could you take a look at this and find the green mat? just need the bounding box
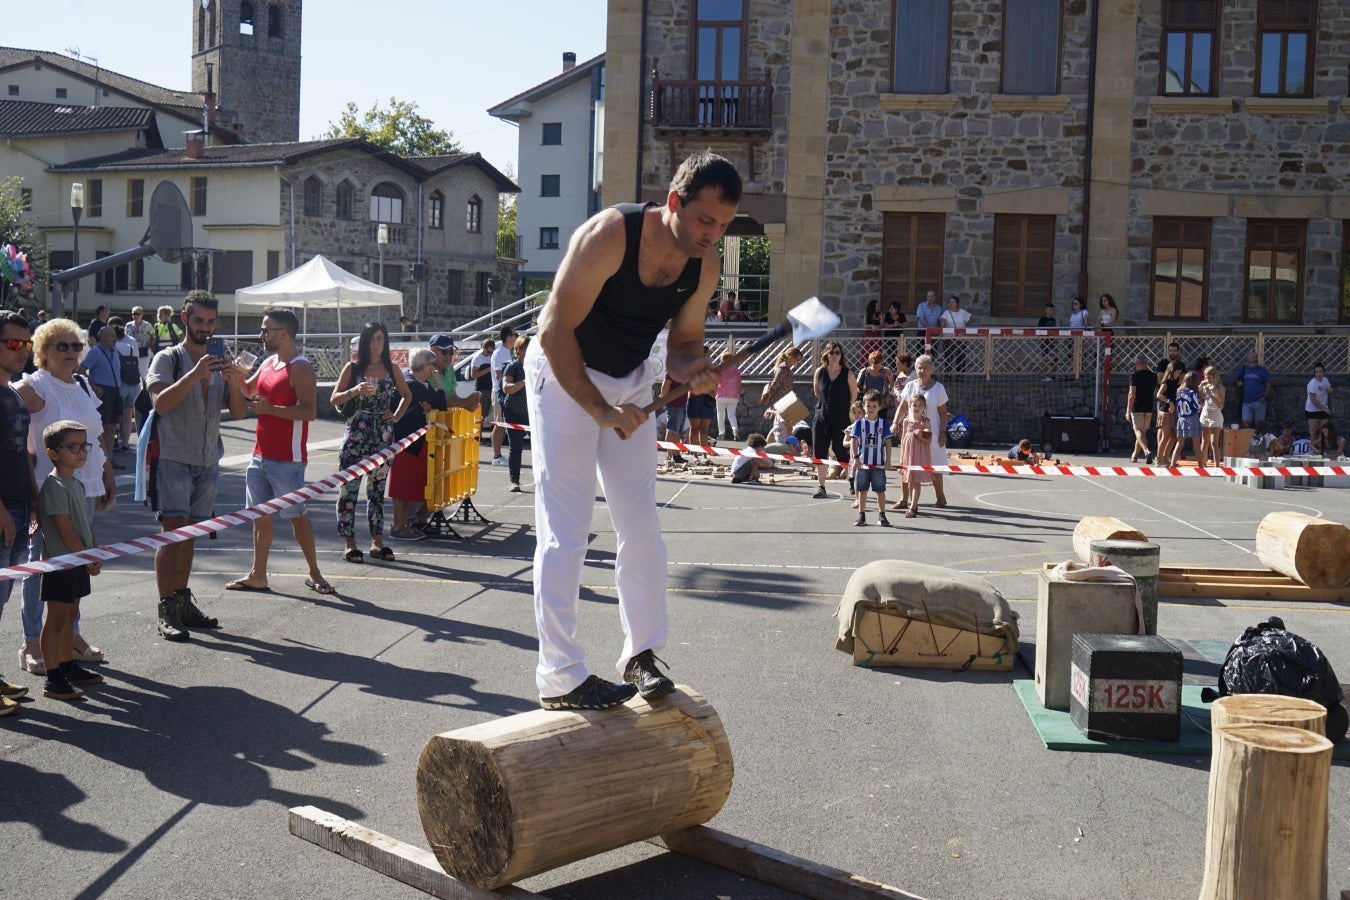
[1012,679,1350,758]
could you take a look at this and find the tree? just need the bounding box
[497,162,518,259]
[0,176,44,309]
[321,98,461,157]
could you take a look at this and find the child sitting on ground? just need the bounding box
[38,420,105,702]
[848,391,892,526]
[730,433,777,484]
[1007,438,1042,464]
[898,393,933,518]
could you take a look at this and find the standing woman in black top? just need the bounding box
[811,340,858,498]
[501,336,531,492]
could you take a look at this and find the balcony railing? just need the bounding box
[368,223,407,245]
[650,73,773,133]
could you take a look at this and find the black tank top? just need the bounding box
[815,366,852,422]
[573,202,702,378]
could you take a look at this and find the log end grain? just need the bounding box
[1211,694,1328,737]
[1255,512,1350,589]
[416,735,514,888]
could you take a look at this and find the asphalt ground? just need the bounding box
[2,417,1347,900]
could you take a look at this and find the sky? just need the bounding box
[19,0,608,176]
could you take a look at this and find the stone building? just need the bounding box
[602,0,1350,328]
[191,0,302,144]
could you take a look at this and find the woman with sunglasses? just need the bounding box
[810,341,858,499]
[13,319,117,677]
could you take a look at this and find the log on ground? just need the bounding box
[416,685,733,890]
[1254,512,1350,589]
[1072,516,1145,563]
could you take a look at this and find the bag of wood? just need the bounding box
[1200,615,1347,744]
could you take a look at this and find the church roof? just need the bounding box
[0,99,157,139]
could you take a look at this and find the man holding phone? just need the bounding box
[146,290,247,641]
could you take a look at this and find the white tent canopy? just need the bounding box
[233,254,402,337]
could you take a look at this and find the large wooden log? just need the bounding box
[1072,516,1145,563]
[1254,512,1350,589]
[1210,694,1327,737]
[1198,724,1333,900]
[416,686,733,890]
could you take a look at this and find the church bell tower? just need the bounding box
[191,0,302,143]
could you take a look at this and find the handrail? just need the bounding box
[445,291,548,342]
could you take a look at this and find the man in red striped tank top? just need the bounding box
[224,308,333,595]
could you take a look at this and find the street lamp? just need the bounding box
[70,182,84,321]
[376,223,388,287]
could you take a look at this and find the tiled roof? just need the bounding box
[48,138,371,171]
[487,52,604,119]
[406,152,520,192]
[0,47,201,114]
[0,99,154,137]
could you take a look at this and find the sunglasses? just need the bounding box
[57,442,94,454]
[259,327,287,334]
[3,339,33,351]
[53,340,84,353]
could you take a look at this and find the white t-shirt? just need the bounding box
[1306,376,1331,413]
[490,344,513,393]
[940,307,972,329]
[468,351,492,389]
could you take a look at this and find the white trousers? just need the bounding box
[715,396,739,438]
[524,342,668,696]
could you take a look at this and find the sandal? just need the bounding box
[370,546,395,561]
[304,578,336,595]
[344,548,364,564]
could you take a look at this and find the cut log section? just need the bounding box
[1210,694,1328,737]
[1254,512,1350,589]
[1198,724,1333,900]
[416,686,733,890]
[1073,516,1145,563]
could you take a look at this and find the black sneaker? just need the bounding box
[43,672,84,701]
[175,589,220,629]
[670,454,687,465]
[623,650,676,700]
[60,661,104,686]
[540,674,638,711]
[157,597,189,642]
[812,486,828,499]
[854,513,866,526]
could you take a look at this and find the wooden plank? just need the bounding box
[1160,573,1295,585]
[287,806,545,900]
[1157,579,1348,602]
[649,825,931,900]
[1160,566,1282,578]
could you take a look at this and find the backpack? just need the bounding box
[141,350,184,513]
[1201,616,1347,745]
[119,350,141,386]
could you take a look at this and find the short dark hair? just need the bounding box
[0,311,30,333]
[262,307,299,336]
[499,325,515,342]
[670,151,742,206]
[862,389,883,404]
[43,419,86,451]
[183,289,219,316]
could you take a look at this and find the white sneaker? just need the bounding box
[491,456,509,466]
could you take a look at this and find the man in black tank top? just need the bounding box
[527,151,742,711]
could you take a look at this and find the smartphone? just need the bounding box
[206,337,226,357]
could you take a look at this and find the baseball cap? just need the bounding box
[429,334,455,350]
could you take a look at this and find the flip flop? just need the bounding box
[225,579,272,593]
[305,578,336,595]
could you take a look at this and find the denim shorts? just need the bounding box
[245,455,308,518]
[854,467,887,493]
[155,459,220,520]
[663,406,689,435]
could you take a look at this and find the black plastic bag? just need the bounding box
[1201,616,1347,744]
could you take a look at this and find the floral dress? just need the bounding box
[900,416,933,485]
[336,373,398,539]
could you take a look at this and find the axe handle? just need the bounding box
[640,320,790,416]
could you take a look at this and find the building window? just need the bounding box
[429,191,444,230]
[303,176,321,217]
[475,271,492,306]
[466,195,482,233]
[991,215,1055,317]
[1341,224,1349,323]
[191,177,208,216]
[214,250,254,293]
[240,0,255,35]
[539,227,560,250]
[1161,0,1218,95]
[1257,0,1316,97]
[1245,220,1304,323]
[882,213,944,308]
[369,182,404,223]
[126,178,144,217]
[446,269,464,306]
[891,0,949,93]
[268,3,282,37]
[541,175,560,197]
[1002,0,1061,94]
[541,122,562,145]
[87,179,103,217]
[55,87,67,99]
[335,181,353,220]
[6,85,17,96]
[1150,218,1210,319]
[693,0,745,125]
[19,188,31,210]
[379,264,403,291]
[267,250,280,280]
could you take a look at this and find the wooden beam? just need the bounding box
[287,806,545,900]
[649,825,931,900]
[1157,573,1347,602]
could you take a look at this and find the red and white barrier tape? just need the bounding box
[487,421,1349,478]
[0,424,434,584]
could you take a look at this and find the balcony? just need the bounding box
[368,223,407,245]
[649,74,773,136]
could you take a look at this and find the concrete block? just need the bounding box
[1035,571,1140,710]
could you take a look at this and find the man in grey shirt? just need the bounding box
[146,290,247,641]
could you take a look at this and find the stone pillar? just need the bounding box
[1085,0,1139,304]
[601,0,644,210]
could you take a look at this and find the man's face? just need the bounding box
[504,332,517,348]
[926,291,937,306]
[432,346,453,372]
[260,317,287,352]
[183,305,217,345]
[98,307,109,321]
[669,186,739,259]
[1167,345,1180,360]
[1247,353,1258,365]
[0,323,32,377]
[100,326,117,347]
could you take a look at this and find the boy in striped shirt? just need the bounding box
[848,390,892,527]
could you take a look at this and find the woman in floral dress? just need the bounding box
[331,322,411,563]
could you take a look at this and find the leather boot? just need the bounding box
[157,597,189,642]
